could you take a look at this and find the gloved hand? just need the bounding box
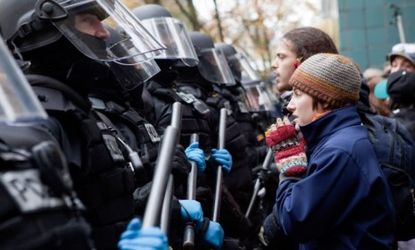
[260,213,297,249]
[203,221,224,249]
[178,199,204,228]
[211,148,232,173]
[118,218,168,250]
[185,142,206,173]
[265,117,307,177]
[171,145,191,184]
[252,165,273,184]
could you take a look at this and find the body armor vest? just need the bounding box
[206,93,253,209]
[205,94,250,153]
[0,123,93,250]
[27,74,135,250]
[146,80,213,151]
[222,89,269,167]
[89,96,160,185]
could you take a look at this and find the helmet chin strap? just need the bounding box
[10,40,31,71]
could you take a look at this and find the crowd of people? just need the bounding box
[0,0,414,250]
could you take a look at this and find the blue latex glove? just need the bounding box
[185,142,206,173]
[118,218,168,250]
[178,199,204,228]
[203,221,224,249]
[211,148,233,173]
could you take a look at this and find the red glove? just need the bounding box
[265,117,307,177]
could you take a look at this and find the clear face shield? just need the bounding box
[140,17,199,67]
[38,0,166,64]
[109,58,160,91]
[227,52,261,85]
[102,25,160,90]
[0,38,48,123]
[198,48,236,86]
[243,84,261,112]
[242,82,278,112]
[257,82,278,112]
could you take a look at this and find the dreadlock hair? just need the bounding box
[282,27,338,61]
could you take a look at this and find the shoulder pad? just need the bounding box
[33,86,78,112]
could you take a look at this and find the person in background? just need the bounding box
[363,68,391,116]
[373,43,415,112]
[387,70,415,141]
[388,43,415,74]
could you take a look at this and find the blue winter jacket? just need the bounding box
[275,106,395,249]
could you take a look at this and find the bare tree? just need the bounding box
[213,0,224,42]
[122,0,324,76]
[173,0,202,30]
[201,0,320,75]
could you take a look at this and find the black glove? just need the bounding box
[171,144,191,187]
[261,212,297,249]
[133,181,152,215]
[252,165,273,185]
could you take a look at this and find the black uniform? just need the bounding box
[27,73,136,250]
[0,123,94,250]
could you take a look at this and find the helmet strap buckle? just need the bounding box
[35,0,68,21]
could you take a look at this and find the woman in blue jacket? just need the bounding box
[264,53,395,249]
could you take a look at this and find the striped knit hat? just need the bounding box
[289,53,361,107]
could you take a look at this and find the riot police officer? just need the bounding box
[132,4,216,152]
[215,43,269,172]
[0,34,93,249]
[186,32,253,210]
[0,0,166,249]
[133,5,233,248]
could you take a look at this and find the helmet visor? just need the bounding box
[0,38,47,123]
[110,58,160,91]
[198,48,236,86]
[228,53,261,84]
[141,17,198,67]
[49,0,165,62]
[243,84,261,112]
[257,83,277,112]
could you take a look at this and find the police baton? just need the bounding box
[160,102,183,233]
[245,148,273,218]
[160,175,174,233]
[212,108,227,222]
[142,125,179,228]
[183,133,199,249]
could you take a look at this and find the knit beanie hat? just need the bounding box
[289,53,361,107]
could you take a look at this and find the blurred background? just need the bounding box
[122,0,415,76]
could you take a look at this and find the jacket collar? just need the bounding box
[300,105,361,151]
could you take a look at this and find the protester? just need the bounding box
[271,27,338,114]
[388,43,415,74]
[265,53,395,249]
[363,68,391,116]
[374,43,415,107]
[387,70,415,140]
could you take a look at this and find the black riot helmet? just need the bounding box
[0,0,165,64]
[133,4,198,68]
[215,43,261,86]
[132,4,171,20]
[189,32,236,86]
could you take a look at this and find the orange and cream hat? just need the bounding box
[289,53,361,107]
